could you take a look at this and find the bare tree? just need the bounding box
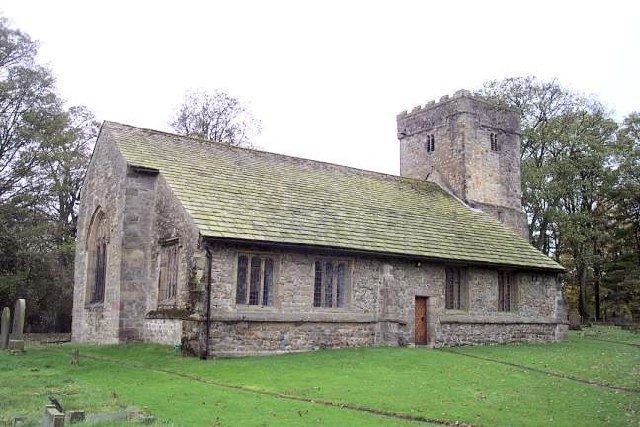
[170,89,260,147]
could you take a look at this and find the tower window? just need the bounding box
[426,134,435,153]
[490,132,500,152]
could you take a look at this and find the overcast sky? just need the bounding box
[2,1,639,174]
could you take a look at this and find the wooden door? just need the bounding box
[415,296,428,345]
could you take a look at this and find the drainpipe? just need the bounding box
[201,247,213,360]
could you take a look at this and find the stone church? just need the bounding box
[72,90,567,356]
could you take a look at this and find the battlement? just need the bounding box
[396,89,474,119]
[397,89,520,141]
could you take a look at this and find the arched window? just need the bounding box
[86,209,108,303]
[490,132,499,152]
[426,134,435,153]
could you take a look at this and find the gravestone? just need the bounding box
[12,298,26,339]
[8,299,26,353]
[65,410,86,424]
[1,307,10,349]
[8,339,25,352]
[42,405,65,427]
[568,308,582,330]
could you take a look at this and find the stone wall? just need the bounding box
[142,319,182,345]
[147,174,203,313]
[72,127,128,344]
[206,321,377,356]
[118,168,158,341]
[438,322,564,346]
[192,241,566,356]
[73,127,204,345]
[397,90,527,237]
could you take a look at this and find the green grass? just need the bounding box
[450,326,640,390]
[578,324,640,345]
[1,327,639,426]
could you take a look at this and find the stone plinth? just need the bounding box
[43,405,65,427]
[8,339,25,353]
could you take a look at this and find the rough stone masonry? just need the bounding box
[397,90,528,237]
[72,90,568,356]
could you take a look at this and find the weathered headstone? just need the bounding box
[65,410,85,424]
[1,307,10,349]
[8,299,26,353]
[568,308,582,330]
[12,298,26,339]
[8,339,25,352]
[42,405,64,427]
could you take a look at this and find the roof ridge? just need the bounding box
[103,120,436,187]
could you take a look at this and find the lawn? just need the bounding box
[1,326,638,426]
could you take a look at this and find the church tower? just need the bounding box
[396,89,527,237]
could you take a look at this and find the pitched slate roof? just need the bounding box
[104,121,563,272]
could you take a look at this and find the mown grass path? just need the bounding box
[1,326,639,426]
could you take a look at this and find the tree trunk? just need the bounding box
[594,276,601,322]
[635,226,640,267]
[578,263,589,321]
[593,244,602,322]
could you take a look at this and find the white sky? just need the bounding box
[2,1,639,174]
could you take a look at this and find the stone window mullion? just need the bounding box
[332,271,337,308]
[258,257,264,306]
[320,261,326,307]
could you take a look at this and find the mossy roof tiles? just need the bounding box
[105,121,564,272]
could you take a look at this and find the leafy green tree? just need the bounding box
[0,17,62,201]
[479,77,583,255]
[603,112,640,321]
[478,77,627,321]
[0,16,97,331]
[548,109,618,319]
[40,106,99,241]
